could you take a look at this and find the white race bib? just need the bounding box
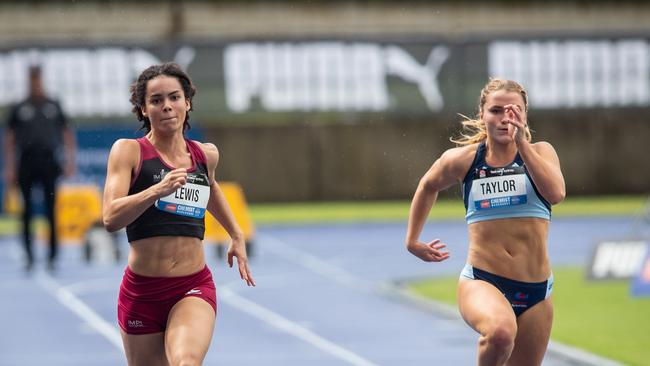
[472,173,527,210]
[155,173,210,218]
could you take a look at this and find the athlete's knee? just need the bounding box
[481,322,517,353]
[169,351,203,366]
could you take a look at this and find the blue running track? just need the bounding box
[0,217,632,365]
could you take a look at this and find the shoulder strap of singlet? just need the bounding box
[186,139,207,165]
[462,141,486,209]
[137,137,160,161]
[129,138,152,188]
[514,151,524,166]
[462,141,486,185]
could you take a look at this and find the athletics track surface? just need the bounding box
[0,217,632,366]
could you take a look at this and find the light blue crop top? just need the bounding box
[462,142,551,224]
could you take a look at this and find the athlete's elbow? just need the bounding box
[103,219,118,233]
[102,214,121,233]
[418,177,438,195]
[547,188,566,205]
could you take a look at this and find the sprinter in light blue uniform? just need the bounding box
[406,79,565,366]
[463,141,551,224]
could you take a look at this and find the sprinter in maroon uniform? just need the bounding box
[103,62,254,366]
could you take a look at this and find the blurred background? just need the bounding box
[0,1,648,366]
[0,0,648,203]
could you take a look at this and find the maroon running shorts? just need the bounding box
[118,265,216,334]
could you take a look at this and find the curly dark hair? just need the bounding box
[129,62,196,133]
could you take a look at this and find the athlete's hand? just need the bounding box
[155,168,187,197]
[504,104,527,145]
[228,236,255,286]
[407,239,450,262]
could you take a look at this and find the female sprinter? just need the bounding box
[103,62,255,366]
[405,78,565,366]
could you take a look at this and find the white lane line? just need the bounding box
[260,234,372,290]
[248,232,626,366]
[61,278,117,295]
[547,341,626,366]
[35,273,124,351]
[6,242,123,351]
[219,287,379,366]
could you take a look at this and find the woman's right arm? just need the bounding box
[405,146,472,262]
[102,139,187,232]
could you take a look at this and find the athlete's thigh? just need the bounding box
[458,279,517,335]
[165,296,216,363]
[120,330,168,366]
[506,297,553,366]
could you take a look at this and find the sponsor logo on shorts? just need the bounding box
[185,288,202,295]
[514,292,529,300]
[127,320,144,328]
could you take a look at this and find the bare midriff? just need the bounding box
[127,236,206,277]
[467,217,550,282]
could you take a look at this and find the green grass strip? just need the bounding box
[249,195,647,224]
[0,217,17,236]
[249,200,459,224]
[552,195,648,218]
[0,195,645,234]
[408,267,650,366]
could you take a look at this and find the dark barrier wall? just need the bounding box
[1,35,648,201]
[1,98,644,205]
[205,121,450,202]
[531,109,650,196]
[205,112,649,202]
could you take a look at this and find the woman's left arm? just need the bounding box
[202,142,255,286]
[506,105,566,205]
[518,140,565,205]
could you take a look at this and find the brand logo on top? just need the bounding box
[153,169,166,182]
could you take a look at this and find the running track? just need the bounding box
[0,216,634,366]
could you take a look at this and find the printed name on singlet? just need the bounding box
[471,166,527,210]
[155,172,210,218]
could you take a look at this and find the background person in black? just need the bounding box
[3,65,77,271]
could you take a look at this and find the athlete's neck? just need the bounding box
[146,132,187,156]
[484,140,517,167]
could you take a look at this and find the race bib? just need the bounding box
[472,167,527,210]
[155,172,210,218]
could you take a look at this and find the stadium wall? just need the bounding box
[1,1,648,202]
[2,1,650,42]
[204,113,650,202]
